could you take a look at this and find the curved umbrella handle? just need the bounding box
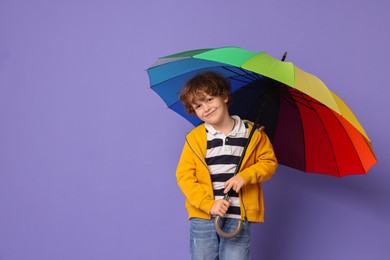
[214,216,243,238]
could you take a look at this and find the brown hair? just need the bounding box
[179,71,231,115]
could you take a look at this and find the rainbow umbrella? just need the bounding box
[147,47,377,177]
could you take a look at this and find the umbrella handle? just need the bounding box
[213,194,243,238]
[214,216,243,238]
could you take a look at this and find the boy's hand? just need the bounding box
[210,199,232,217]
[224,175,245,194]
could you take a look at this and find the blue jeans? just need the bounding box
[190,217,251,260]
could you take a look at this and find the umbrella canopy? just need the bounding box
[147,47,377,177]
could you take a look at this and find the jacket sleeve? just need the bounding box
[238,130,278,184]
[176,140,214,214]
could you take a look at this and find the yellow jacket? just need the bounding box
[176,121,277,223]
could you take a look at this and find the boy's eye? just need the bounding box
[207,98,214,102]
[194,104,202,110]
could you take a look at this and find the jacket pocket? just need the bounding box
[241,183,261,211]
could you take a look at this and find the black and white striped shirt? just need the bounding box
[205,116,248,219]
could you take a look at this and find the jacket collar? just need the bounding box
[205,115,246,137]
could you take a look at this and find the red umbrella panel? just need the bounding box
[257,86,377,176]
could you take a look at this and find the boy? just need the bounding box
[176,71,277,260]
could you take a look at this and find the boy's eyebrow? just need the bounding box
[191,97,204,104]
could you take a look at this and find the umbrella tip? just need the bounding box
[281,52,288,61]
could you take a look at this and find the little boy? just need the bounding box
[176,71,277,260]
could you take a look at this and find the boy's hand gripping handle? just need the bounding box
[213,194,243,238]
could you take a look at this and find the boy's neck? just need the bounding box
[211,116,235,135]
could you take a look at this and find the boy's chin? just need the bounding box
[204,119,222,126]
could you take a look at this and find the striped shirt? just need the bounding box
[205,115,248,219]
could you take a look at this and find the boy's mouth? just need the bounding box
[204,108,216,117]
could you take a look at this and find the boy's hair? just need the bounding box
[179,71,232,115]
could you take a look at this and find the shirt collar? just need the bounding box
[205,115,246,136]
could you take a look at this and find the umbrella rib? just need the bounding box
[240,82,321,111]
[283,87,332,112]
[285,89,338,174]
[289,88,369,174]
[326,108,366,175]
[222,66,262,82]
[230,76,256,84]
[243,83,329,114]
[297,91,341,176]
[274,87,312,110]
[276,92,307,172]
[280,87,366,175]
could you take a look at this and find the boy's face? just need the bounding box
[191,94,230,127]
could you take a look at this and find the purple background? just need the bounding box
[0,0,389,259]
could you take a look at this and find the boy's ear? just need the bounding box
[224,97,228,103]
